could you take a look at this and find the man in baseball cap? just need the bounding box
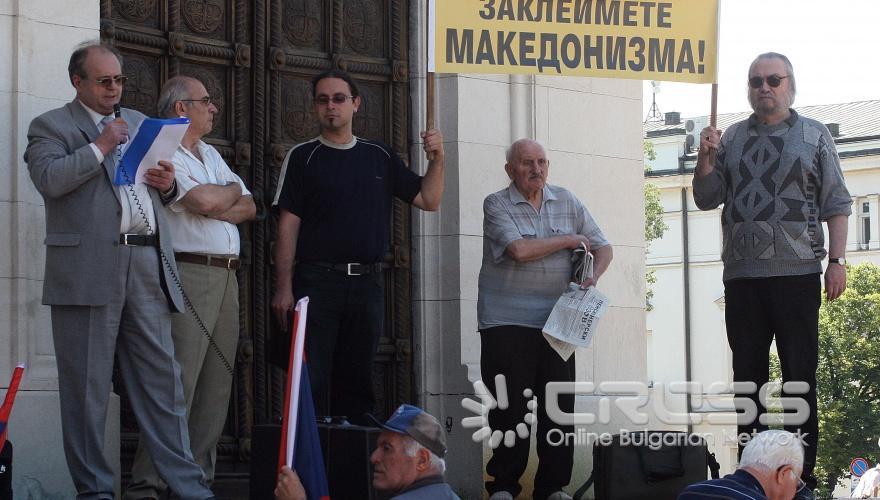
[366,404,460,499]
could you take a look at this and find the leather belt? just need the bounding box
[120,233,158,247]
[300,261,389,276]
[175,252,241,270]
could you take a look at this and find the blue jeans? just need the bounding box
[293,262,385,424]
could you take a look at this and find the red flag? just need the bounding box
[0,364,25,451]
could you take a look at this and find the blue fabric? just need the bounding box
[677,469,767,500]
[293,364,331,500]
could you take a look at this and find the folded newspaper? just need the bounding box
[542,245,609,360]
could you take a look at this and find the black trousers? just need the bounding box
[480,325,575,500]
[293,262,384,425]
[724,273,820,488]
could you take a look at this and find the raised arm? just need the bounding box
[411,128,445,211]
[25,115,128,199]
[692,125,727,210]
[694,126,721,179]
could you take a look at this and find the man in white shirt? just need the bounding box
[125,76,255,500]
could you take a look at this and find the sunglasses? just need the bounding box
[94,75,129,88]
[749,75,788,89]
[314,94,355,105]
[180,96,213,106]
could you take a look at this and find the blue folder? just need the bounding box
[114,117,191,185]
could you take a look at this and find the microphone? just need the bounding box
[113,104,127,146]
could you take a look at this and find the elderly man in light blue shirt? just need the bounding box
[477,138,613,500]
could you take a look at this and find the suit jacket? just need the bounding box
[24,100,184,311]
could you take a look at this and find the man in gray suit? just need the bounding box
[24,41,214,500]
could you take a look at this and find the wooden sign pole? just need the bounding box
[425,0,436,160]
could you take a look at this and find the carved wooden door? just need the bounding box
[101,0,412,485]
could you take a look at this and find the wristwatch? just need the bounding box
[829,257,847,265]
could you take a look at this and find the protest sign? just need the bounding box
[430,0,719,83]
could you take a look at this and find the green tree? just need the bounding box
[813,263,880,496]
[644,140,667,310]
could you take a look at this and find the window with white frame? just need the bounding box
[859,200,871,249]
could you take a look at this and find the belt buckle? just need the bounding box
[122,234,133,246]
[226,258,236,270]
[347,262,361,276]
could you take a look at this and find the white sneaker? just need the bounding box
[546,492,573,500]
[488,492,514,500]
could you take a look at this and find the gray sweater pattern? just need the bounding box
[692,110,852,281]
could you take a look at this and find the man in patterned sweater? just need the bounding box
[693,52,851,494]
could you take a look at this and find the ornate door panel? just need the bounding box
[100,0,412,481]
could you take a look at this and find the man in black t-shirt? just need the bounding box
[272,69,445,422]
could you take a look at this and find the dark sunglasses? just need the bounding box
[180,96,213,106]
[749,75,788,89]
[314,94,355,105]
[94,75,128,88]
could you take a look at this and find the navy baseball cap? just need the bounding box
[366,404,447,459]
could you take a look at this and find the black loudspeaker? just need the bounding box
[0,441,12,500]
[249,424,281,500]
[317,423,380,500]
[574,431,719,500]
[248,423,380,500]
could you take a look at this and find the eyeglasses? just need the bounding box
[777,465,807,491]
[180,96,213,106]
[748,75,788,89]
[314,94,355,105]
[94,75,129,88]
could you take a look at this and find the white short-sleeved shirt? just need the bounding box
[166,141,251,255]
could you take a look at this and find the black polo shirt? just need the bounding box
[275,136,422,263]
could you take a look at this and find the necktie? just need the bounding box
[100,115,113,131]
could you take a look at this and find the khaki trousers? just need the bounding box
[125,261,239,499]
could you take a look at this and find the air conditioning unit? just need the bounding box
[685,116,708,153]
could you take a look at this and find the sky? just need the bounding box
[642,0,880,121]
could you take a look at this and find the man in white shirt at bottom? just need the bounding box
[125,75,256,500]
